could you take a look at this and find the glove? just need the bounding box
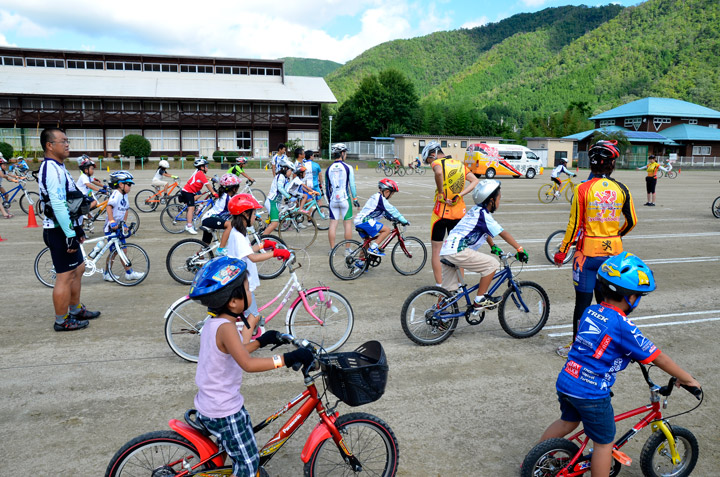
[490,245,503,256]
[256,330,283,348]
[402,220,410,226]
[554,251,566,266]
[283,348,314,370]
[217,247,227,256]
[171,175,179,179]
[515,249,529,263]
[262,240,277,251]
[109,221,118,230]
[353,199,360,208]
[273,249,291,261]
[65,236,80,251]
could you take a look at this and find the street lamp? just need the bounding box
[328,115,333,159]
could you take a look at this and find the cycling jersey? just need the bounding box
[38,157,79,237]
[267,173,290,202]
[76,172,95,200]
[439,205,502,255]
[325,161,356,204]
[354,192,407,226]
[559,176,636,257]
[272,153,287,170]
[228,165,244,177]
[551,164,573,179]
[557,302,660,399]
[287,177,305,197]
[153,167,167,183]
[203,193,231,221]
[182,170,209,194]
[105,189,129,233]
[303,159,322,192]
[431,157,469,222]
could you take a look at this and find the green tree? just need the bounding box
[119,134,151,158]
[0,142,13,160]
[591,129,630,155]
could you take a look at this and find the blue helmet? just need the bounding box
[597,252,656,297]
[189,257,248,310]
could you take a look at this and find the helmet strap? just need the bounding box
[624,295,642,313]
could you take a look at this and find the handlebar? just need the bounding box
[638,362,702,400]
[277,332,319,374]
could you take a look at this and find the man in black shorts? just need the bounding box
[38,128,100,331]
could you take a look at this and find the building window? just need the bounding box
[182,130,215,157]
[1,56,23,66]
[653,117,671,124]
[21,98,61,111]
[144,130,180,151]
[623,117,641,129]
[217,66,246,75]
[692,146,711,155]
[181,103,215,113]
[0,128,24,151]
[709,124,718,129]
[440,140,448,148]
[67,60,104,69]
[107,61,141,71]
[180,64,213,73]
[236,131,252,151]
[27,58,64,68]
[105,129,143,151]
[461,141,468,148]
[253,130,269,158]
[289,105,319,117]
[600,119,616,127]
[287,130,319,151]
[66,129,103,151]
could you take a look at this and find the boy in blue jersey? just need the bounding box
[537,252,701,476]
[354,178,408,257]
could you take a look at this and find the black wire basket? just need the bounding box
[319,341,389,407]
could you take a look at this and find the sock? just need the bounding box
[126,268,134,275]
[435,283,442,288]
[474,294,487,304]
[69,303,82,315]
[56,313,69,324]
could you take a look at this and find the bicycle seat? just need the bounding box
[184,409,212,437]
[440,258,457,268]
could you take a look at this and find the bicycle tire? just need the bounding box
[400,286,459,345]
[164,296,210,362]
[375,165,384,174]
[250,187,266,204]
[565,183,575,203]
[520,438,580,477]
[125,207,141,234]
[105,430,209,477]
[107,243,150,286]
[666,170,678,179]
[396,167,406,177]
[311,204,331,231]
[250,233,287,280]
[713,196,720,218]
[160,204,188,234]
[640,425,698,477]
[165,238,214,285]
[538,184,556,203]
[385,167,393,177]
[416,166,426,175]
[19,191,42,216]
[544,230,574,265]
[288,288,354,352]
[304,412,399,477]
[278,213,317,250]
[498,281,550,338]
[391,236,427,275]
[329,239,368,280]
[133,188,159,212]
[34,247,56,288]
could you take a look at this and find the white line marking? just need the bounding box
[549,317,720,337]
[545,309,720,330]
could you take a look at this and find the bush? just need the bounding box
[186,155,195,163]
[212,150,239,163]
[173,155,181,162]
[119,134,151,159]
[0,142,13,160]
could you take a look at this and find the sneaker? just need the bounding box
[297,222,307,229]
[103,272,117,282]
[344,248,352,257]
[70,304,101,320]
[368,245,385,257]
[643,202,651,206]
[354,259,366,269]
[186,226,198,235]
[472,295,501,310]
[649,203,656,206]
[556,343,572,358]
[125,270,145,280]
[54,317,89,332]
[554,191,560,198]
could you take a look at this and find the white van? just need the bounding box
[464,143,543,179]
[495,145,543,179]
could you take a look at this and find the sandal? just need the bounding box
[3,214,12,219]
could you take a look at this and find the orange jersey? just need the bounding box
[431,157,469,221]
[646,162,659,178]
[560,177,637,257]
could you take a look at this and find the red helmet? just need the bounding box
[589,140,620,166]
[228,193,262,215]
[378,178,399,193]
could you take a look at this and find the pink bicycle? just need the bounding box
[164,253,354,362]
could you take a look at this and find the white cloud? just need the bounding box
[0,10,47,37]
[520,0,549,6]
[460,16,489,29]
[0,33,15,46]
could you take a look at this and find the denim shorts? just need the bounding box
[558,392,615,444]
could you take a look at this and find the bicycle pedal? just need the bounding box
[612,450,632,466]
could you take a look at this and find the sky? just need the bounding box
[0,0,642,64]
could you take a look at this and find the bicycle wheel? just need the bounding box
[713,196,720,218]
[34,247,56,288]
[640,425,698,477]
[249,187,266,204]
[19,191,42,216]
[498,281,550,338]
[250,233,287,280]
[391,236,427,275]
[384,167,393,177]
[416,166,426,175]
[304,412,399,477]
[125,207,140,233]
[105,430,209,477]
[544,230,574,265]
[165,238,214,285]
[164,296,211,362]
[564,184,574,203]
[160,204,188,234]
[538,184,556,203]
[666,170,678,179]
[520,438,580,477]
[311,204,331,231]
[278,213,317,250]
[329,239,368,280]
[288,288,354,352]
[375,164,384,174]
[396,167,406,177]
[107,243,150,286]
[133,188,159,212]
[400,286,459,345]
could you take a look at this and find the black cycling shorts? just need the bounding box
[645,176,657,194]
[43,226,84,274]
[179,190,196,206]
[431,218,461,242]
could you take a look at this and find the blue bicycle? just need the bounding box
[400,252,550,345]
[1,179,42,217]
[159,195,215,234]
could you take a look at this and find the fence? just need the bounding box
[346,141,395,160]
[576,152,720,170]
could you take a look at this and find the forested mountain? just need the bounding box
[280,57,342,77]
[325,4,624,104]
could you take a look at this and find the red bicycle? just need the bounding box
[105,335,399,477]
[329,220,427,280]
[521,362,703,477]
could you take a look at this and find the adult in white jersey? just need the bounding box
[325,143,359,250]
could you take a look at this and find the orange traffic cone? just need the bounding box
[0,231,5,241]
[25,204,39,228]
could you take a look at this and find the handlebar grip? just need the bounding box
[291,361,303,371]
[659,377,677,396]
[681,384,703,400]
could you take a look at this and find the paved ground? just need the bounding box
[1,166,718,476]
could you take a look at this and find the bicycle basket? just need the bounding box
[319,341,388,407]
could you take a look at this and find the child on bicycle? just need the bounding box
[535,252,701,476]
[224,194,290,337]
[76,156,104,211]
[188,256,313,477]
[288,166,320,217]
[228,156,255,183]
[152,159,177,189]
[0,154,18,218]
[199,173,241,245]
[180,158,216,235]
[550,157,575,197]
[263,159,294,236]
[103,170,144,282]
[439,179,528,309]
[354,178,409,257]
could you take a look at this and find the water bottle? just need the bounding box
[89,239,105,259]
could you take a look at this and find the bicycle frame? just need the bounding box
[170,198,214,224]
[79,226,134,276]
[149,181,179,202]
[0,181,26,203]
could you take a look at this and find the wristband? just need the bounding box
[517,247,524,252]
[273,355,283,369]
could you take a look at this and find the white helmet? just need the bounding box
[472,179,501,206]
[159,159,170,168]
[559,157,568,164]
[421,141,443,162]
[331,143,348,155]
[194,158,209,168]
